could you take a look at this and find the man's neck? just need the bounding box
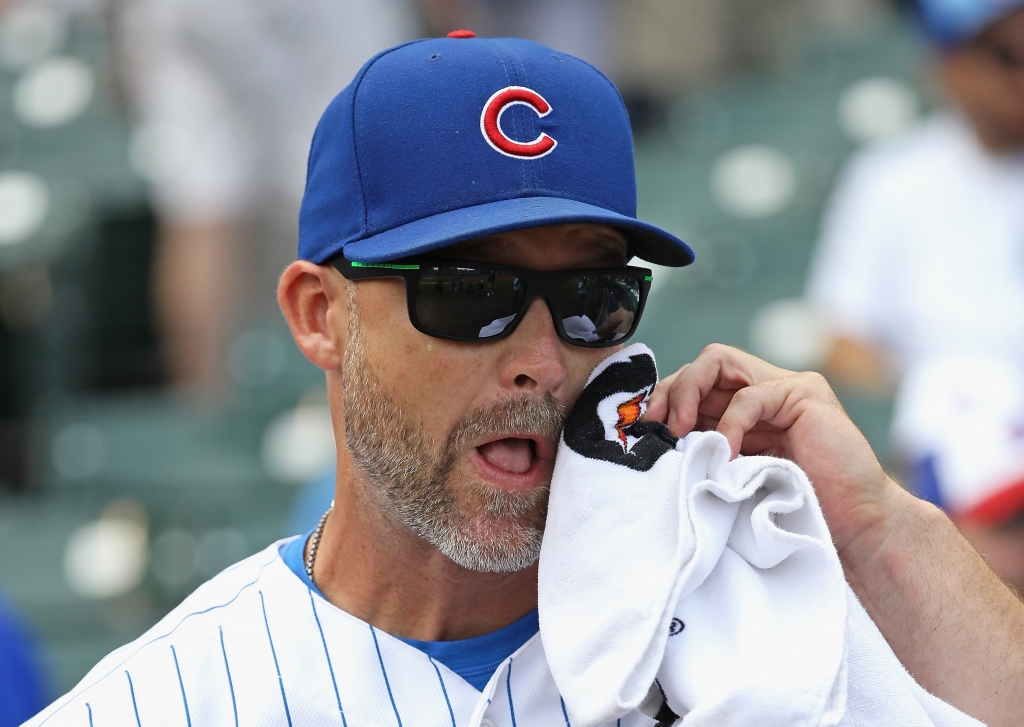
[307,473,539,642]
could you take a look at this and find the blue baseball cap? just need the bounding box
[916,0,1024,45]
[298,35,694,267]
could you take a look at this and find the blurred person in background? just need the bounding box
[121,0,417,396]
[418,0,620,78]
[891,353,1024,591]
[0,591,46,726]
[806,0,1024,585]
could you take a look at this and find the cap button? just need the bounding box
[447,29,476,38]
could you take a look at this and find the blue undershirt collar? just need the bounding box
[279,533,538,691]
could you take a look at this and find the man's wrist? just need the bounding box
[836,480,927,600]
[838,482,959,631]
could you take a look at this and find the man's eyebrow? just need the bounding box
[577,236,629,266]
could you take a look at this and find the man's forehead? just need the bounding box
[435,224,629,268]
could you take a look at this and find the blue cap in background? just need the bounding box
[916,0,1024,45]
[298,35,694,267]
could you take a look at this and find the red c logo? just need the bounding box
[480,86,557,159]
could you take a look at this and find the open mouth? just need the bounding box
[477,437,538,474]
[473,435,556,484]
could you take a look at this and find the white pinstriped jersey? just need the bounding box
[25,539,656,727]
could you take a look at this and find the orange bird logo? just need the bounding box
[614,393,646,449]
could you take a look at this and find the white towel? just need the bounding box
[538,344,983,727]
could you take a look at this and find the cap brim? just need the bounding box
[333,196,694,267]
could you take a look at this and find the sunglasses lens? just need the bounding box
[415,266,525,339]
[558,274,642,344]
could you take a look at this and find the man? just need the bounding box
[27,33,1024,727]
[806,0,1024,588]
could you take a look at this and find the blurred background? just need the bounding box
[1,0,1022,719]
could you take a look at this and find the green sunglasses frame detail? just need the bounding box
[332,255,653,348]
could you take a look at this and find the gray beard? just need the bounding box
[341,289,565,573]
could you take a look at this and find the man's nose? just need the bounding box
[497,297,568,395]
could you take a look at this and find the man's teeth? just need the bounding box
[478,438,534,474]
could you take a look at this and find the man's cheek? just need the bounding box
[561,357,608,416]
[386,373,466,441]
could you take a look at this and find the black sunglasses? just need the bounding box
[332,256,653,348]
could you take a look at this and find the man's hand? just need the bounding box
[643,343,1024,727]
[642,343,896,561]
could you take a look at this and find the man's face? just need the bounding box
[942,8,1024,150]
[339,224,628,572]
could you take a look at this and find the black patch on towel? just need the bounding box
[564,352,678,472]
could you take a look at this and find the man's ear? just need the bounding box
[278,260,348,370]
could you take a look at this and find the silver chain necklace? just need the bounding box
[305,500,334,582]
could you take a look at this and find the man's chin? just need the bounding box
[440,534,542,574]
[467,514,544,546]
[437,498,547,573]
